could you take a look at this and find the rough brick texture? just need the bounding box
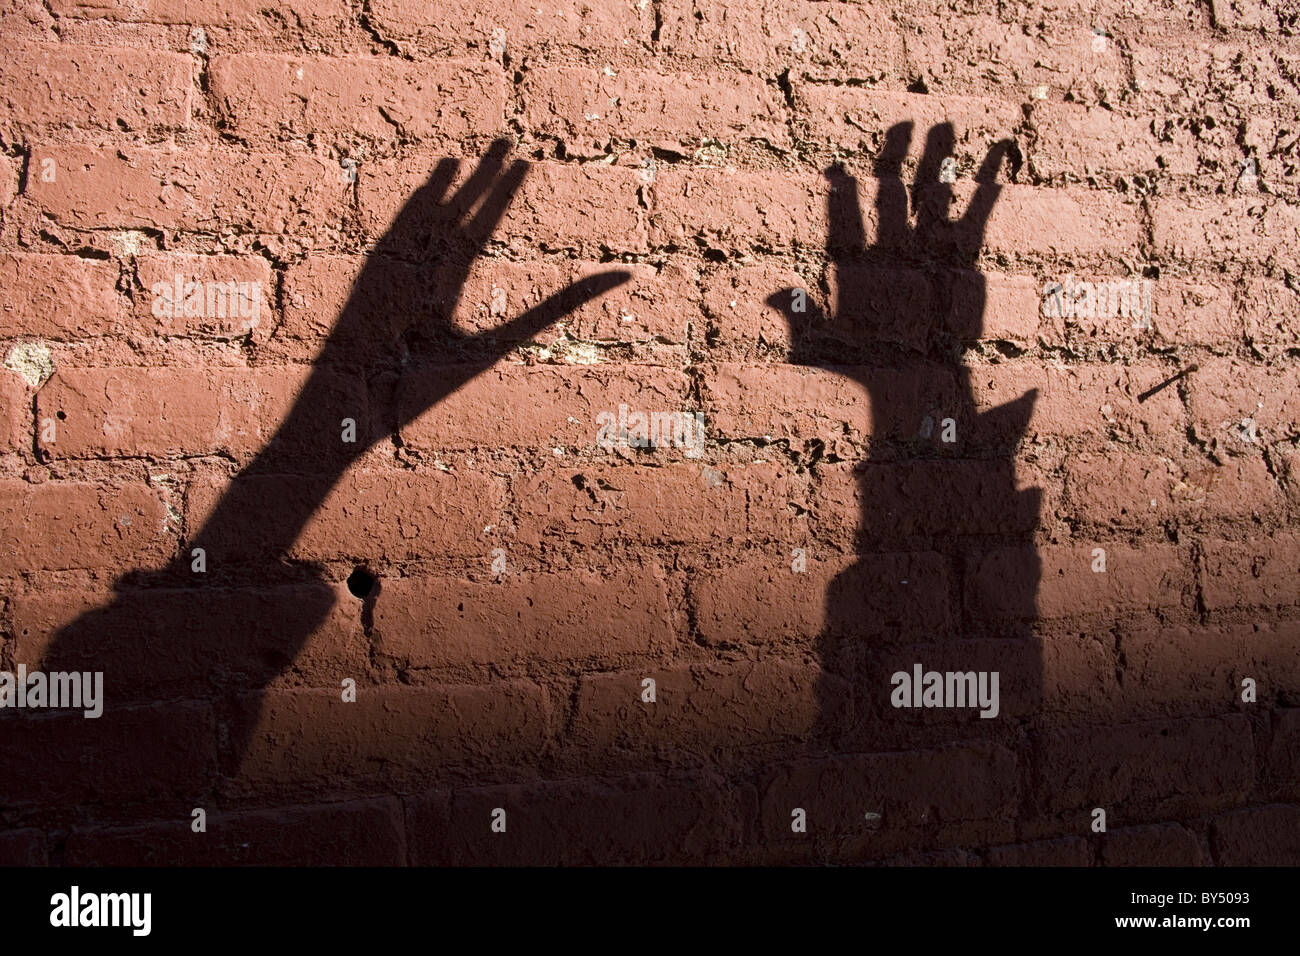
[0,0,1296,867]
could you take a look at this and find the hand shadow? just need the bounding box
[23,138,630,794]
[767,124,1043,790]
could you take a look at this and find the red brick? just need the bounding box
[758,744,1018,850]
[1117,625,1258,719]
[797,87,1019,169]
[1064,451,1282,527]
[36,366,362,460]
[968,542,1193,620]
[1029,102,1197,178]
[186,467,506,563]
[228,682,549,789]
[1188,359,1300,446]
[523,66,789,153]
[1154,193,1300,263]
[952,273,1049,344]
[703,363,958,448]
[13,581,368,697]
[1151,278,1242,346]
[135,254,273,339]
[975,183,1144,259]
[1102,824,1206,866]
[699,260,808,356]
[514,462,808,549]
[398,364,692,453]
[27,145,350,233]
[1034,716,1254,819]
[693,552,953,646]
[1201,533,1300,610]
[1211,804,1300,865]
[360,156,645,255]
[0,480,173,574]
[649,167,825,253]
[210,55,505,147]
[368,0,653,57]
[968,362,1187,449]
[0,701,216,807]
[1240,620,1300,706]
[568,661,849,759]
[279,255,690,352]
[813,459,1044,546]
[1,368,30,452]
[0,252,123,339]
[65,798,406,866]
[905,13,1127,102]
[658,0,904,74]
[372,566,677,668]
[48,0,350,29]
[1241,277,1300,345]
[0,43,189,135]
[410,773,745,865]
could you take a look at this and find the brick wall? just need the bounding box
[0,0,1298,865]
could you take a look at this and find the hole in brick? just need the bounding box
[347,567,376,599]
[56,411,66,420]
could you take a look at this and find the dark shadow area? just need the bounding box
[18,137,630,786]
[767,122,1043,818]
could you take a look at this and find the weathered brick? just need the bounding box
[135,254,273,339]
[36,366,362,460]
[1034,716,1254,819]
[0,43,189,134]
[1201,533,1300,610]
[65,798,406,865]
[523,66,789,151]
[1029,102,1197,178]
[0,480,172,573]
[0,701,217,807]
[758,743,1019,849]
[514,462,808,549]
[0,252,123,340]
[693,553,953,645]
[210,55,505,146]
[228,683,549,788]
[1064,451,1282,527]
[658,0,904,74]
[186,467,506,563]
[987,837,1092,866]
[27,145,350,233]
[360,156,645,255]
[13,581,368,697]
[398,364,692,453]
[968,542,1193,620]
[372,566,677,668]
[368,0,653,56]
[1154,193,1300,264]
[1,368,30,452]
[49,0,350,29]
[1188,359,1300,445]
[568,661,849,759]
